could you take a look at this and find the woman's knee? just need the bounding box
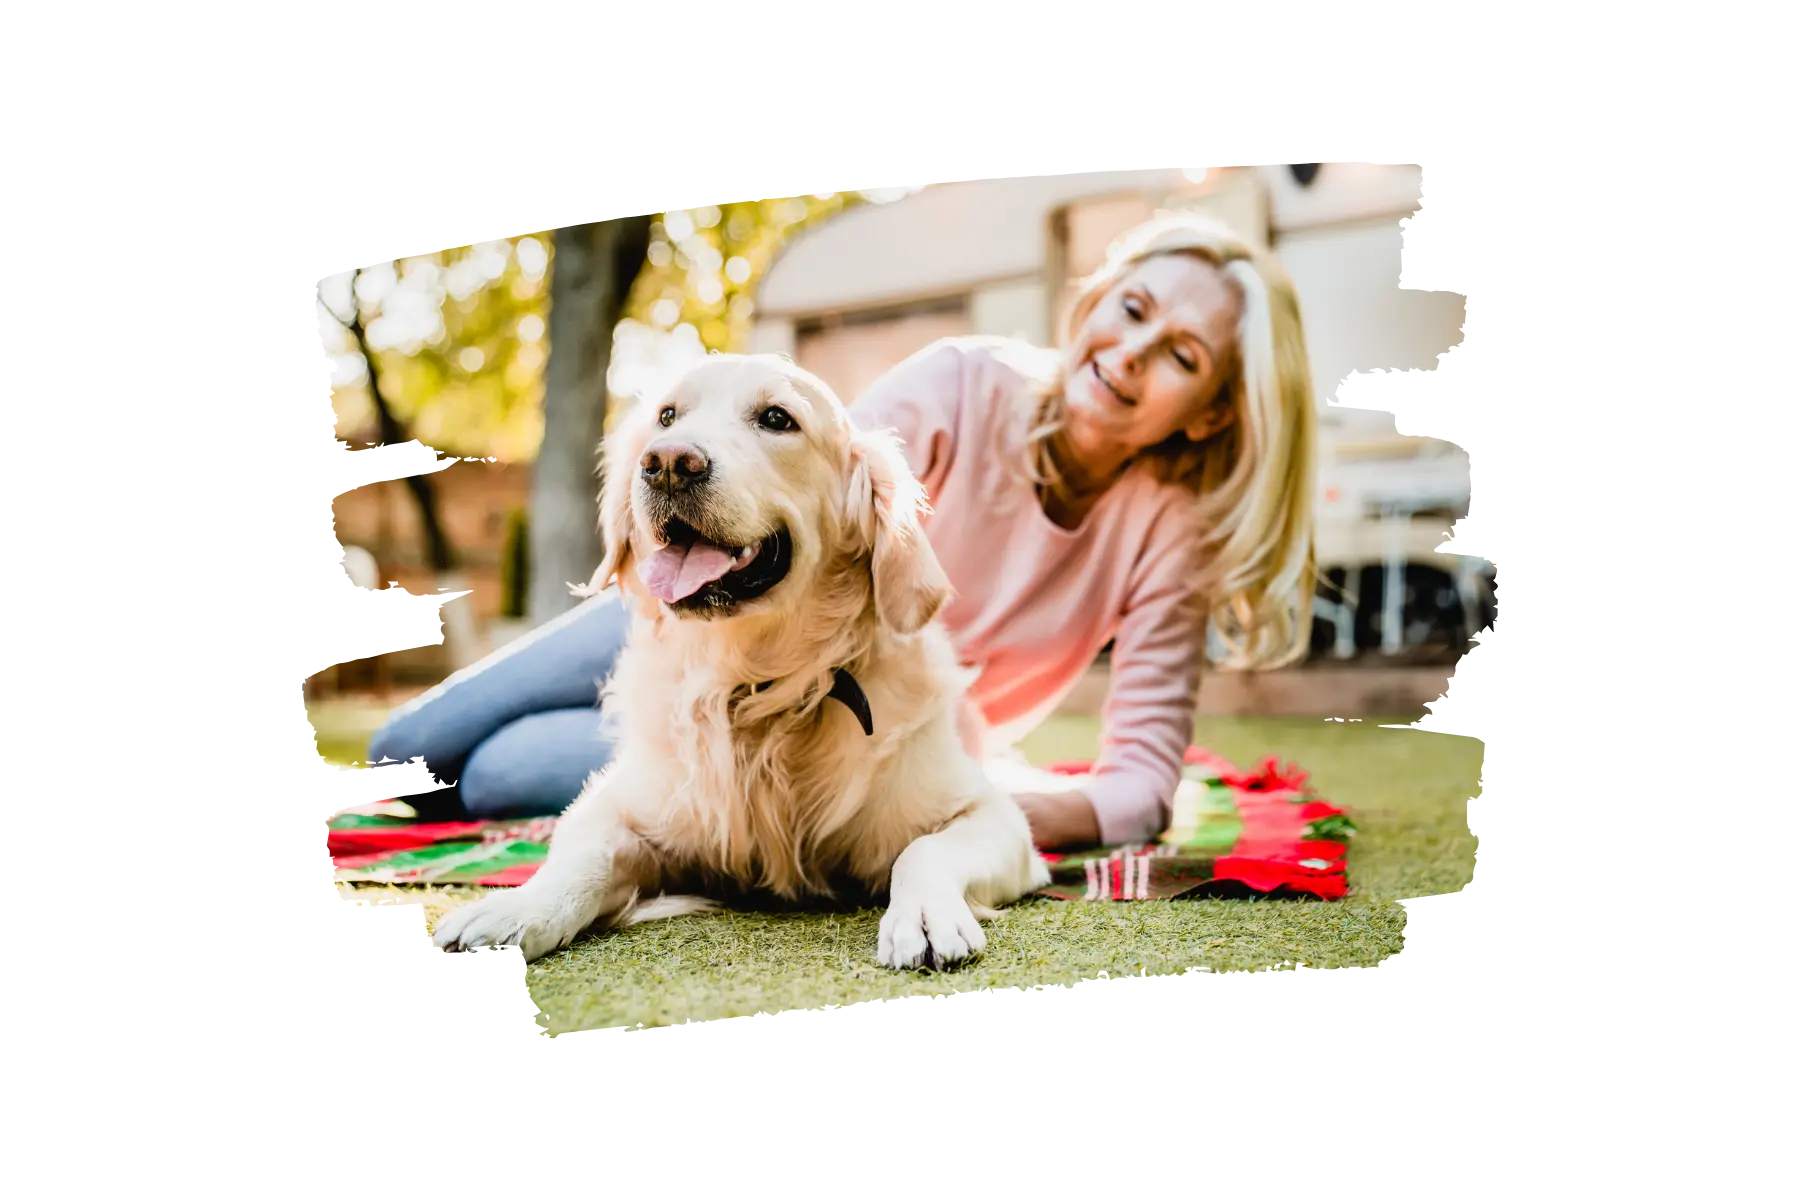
[365,716,420,770]
[456,709,616,820]
[362,592,630,773]
[364,673,473,769]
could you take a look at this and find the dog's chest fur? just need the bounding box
[603,642,946,900]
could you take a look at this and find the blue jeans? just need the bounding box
[366,592,632,820]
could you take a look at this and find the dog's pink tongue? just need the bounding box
[640,541,736,602]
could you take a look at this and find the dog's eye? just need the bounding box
[757,406,798,433]
[658,406,676,428]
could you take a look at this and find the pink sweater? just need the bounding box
[849,337,1208,845]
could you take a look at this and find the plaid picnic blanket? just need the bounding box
[1032,748,1354,901]
[328,747,1354,901]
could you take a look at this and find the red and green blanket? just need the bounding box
[328,747,1354,901]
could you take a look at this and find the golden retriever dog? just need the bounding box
[433,354,1048,968]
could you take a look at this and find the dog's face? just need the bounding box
[590,355,949,632]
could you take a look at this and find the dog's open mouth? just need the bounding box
[640,516,792,613]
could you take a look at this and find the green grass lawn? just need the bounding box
[320,708,1480,1034]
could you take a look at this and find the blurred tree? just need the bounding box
[319,266,456,572]
[323,238,553,584]
[626,193,861,353]
[530,216,653,626]
[326,239,552,464]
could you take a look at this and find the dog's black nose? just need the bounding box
[640,440,710,493]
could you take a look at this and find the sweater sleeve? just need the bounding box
[845,338,967,496]
[1082,500,1209,845]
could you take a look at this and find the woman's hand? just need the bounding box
[1013,789,1102,851]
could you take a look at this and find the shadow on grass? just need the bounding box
[601,874,1324,921]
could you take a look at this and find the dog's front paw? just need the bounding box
[433,886,593,963]
[878,887,986,970]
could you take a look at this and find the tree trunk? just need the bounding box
[332,268,476,668]
[529,216,652,626]
[343,268,454,573]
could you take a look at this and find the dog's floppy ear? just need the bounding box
[571,427,639,601]
[845,428,951,634]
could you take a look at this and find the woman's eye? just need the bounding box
[1123,297,1144,321]
[758,406,797,432]
[658,406,676,427]
[1173,350,1199,374]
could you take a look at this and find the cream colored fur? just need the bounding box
[434,355,1049,968]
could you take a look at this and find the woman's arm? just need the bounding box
[1078,507,1210,845]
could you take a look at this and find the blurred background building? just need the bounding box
[319,165,1493,717]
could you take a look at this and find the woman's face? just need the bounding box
[1061,252,1242,469]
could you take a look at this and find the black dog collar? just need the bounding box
[825,668,874,737]
[750,668,873,737]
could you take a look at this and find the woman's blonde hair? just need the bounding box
[1028,210,1317,669]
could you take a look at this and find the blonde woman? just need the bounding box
[367,211,1317,851]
